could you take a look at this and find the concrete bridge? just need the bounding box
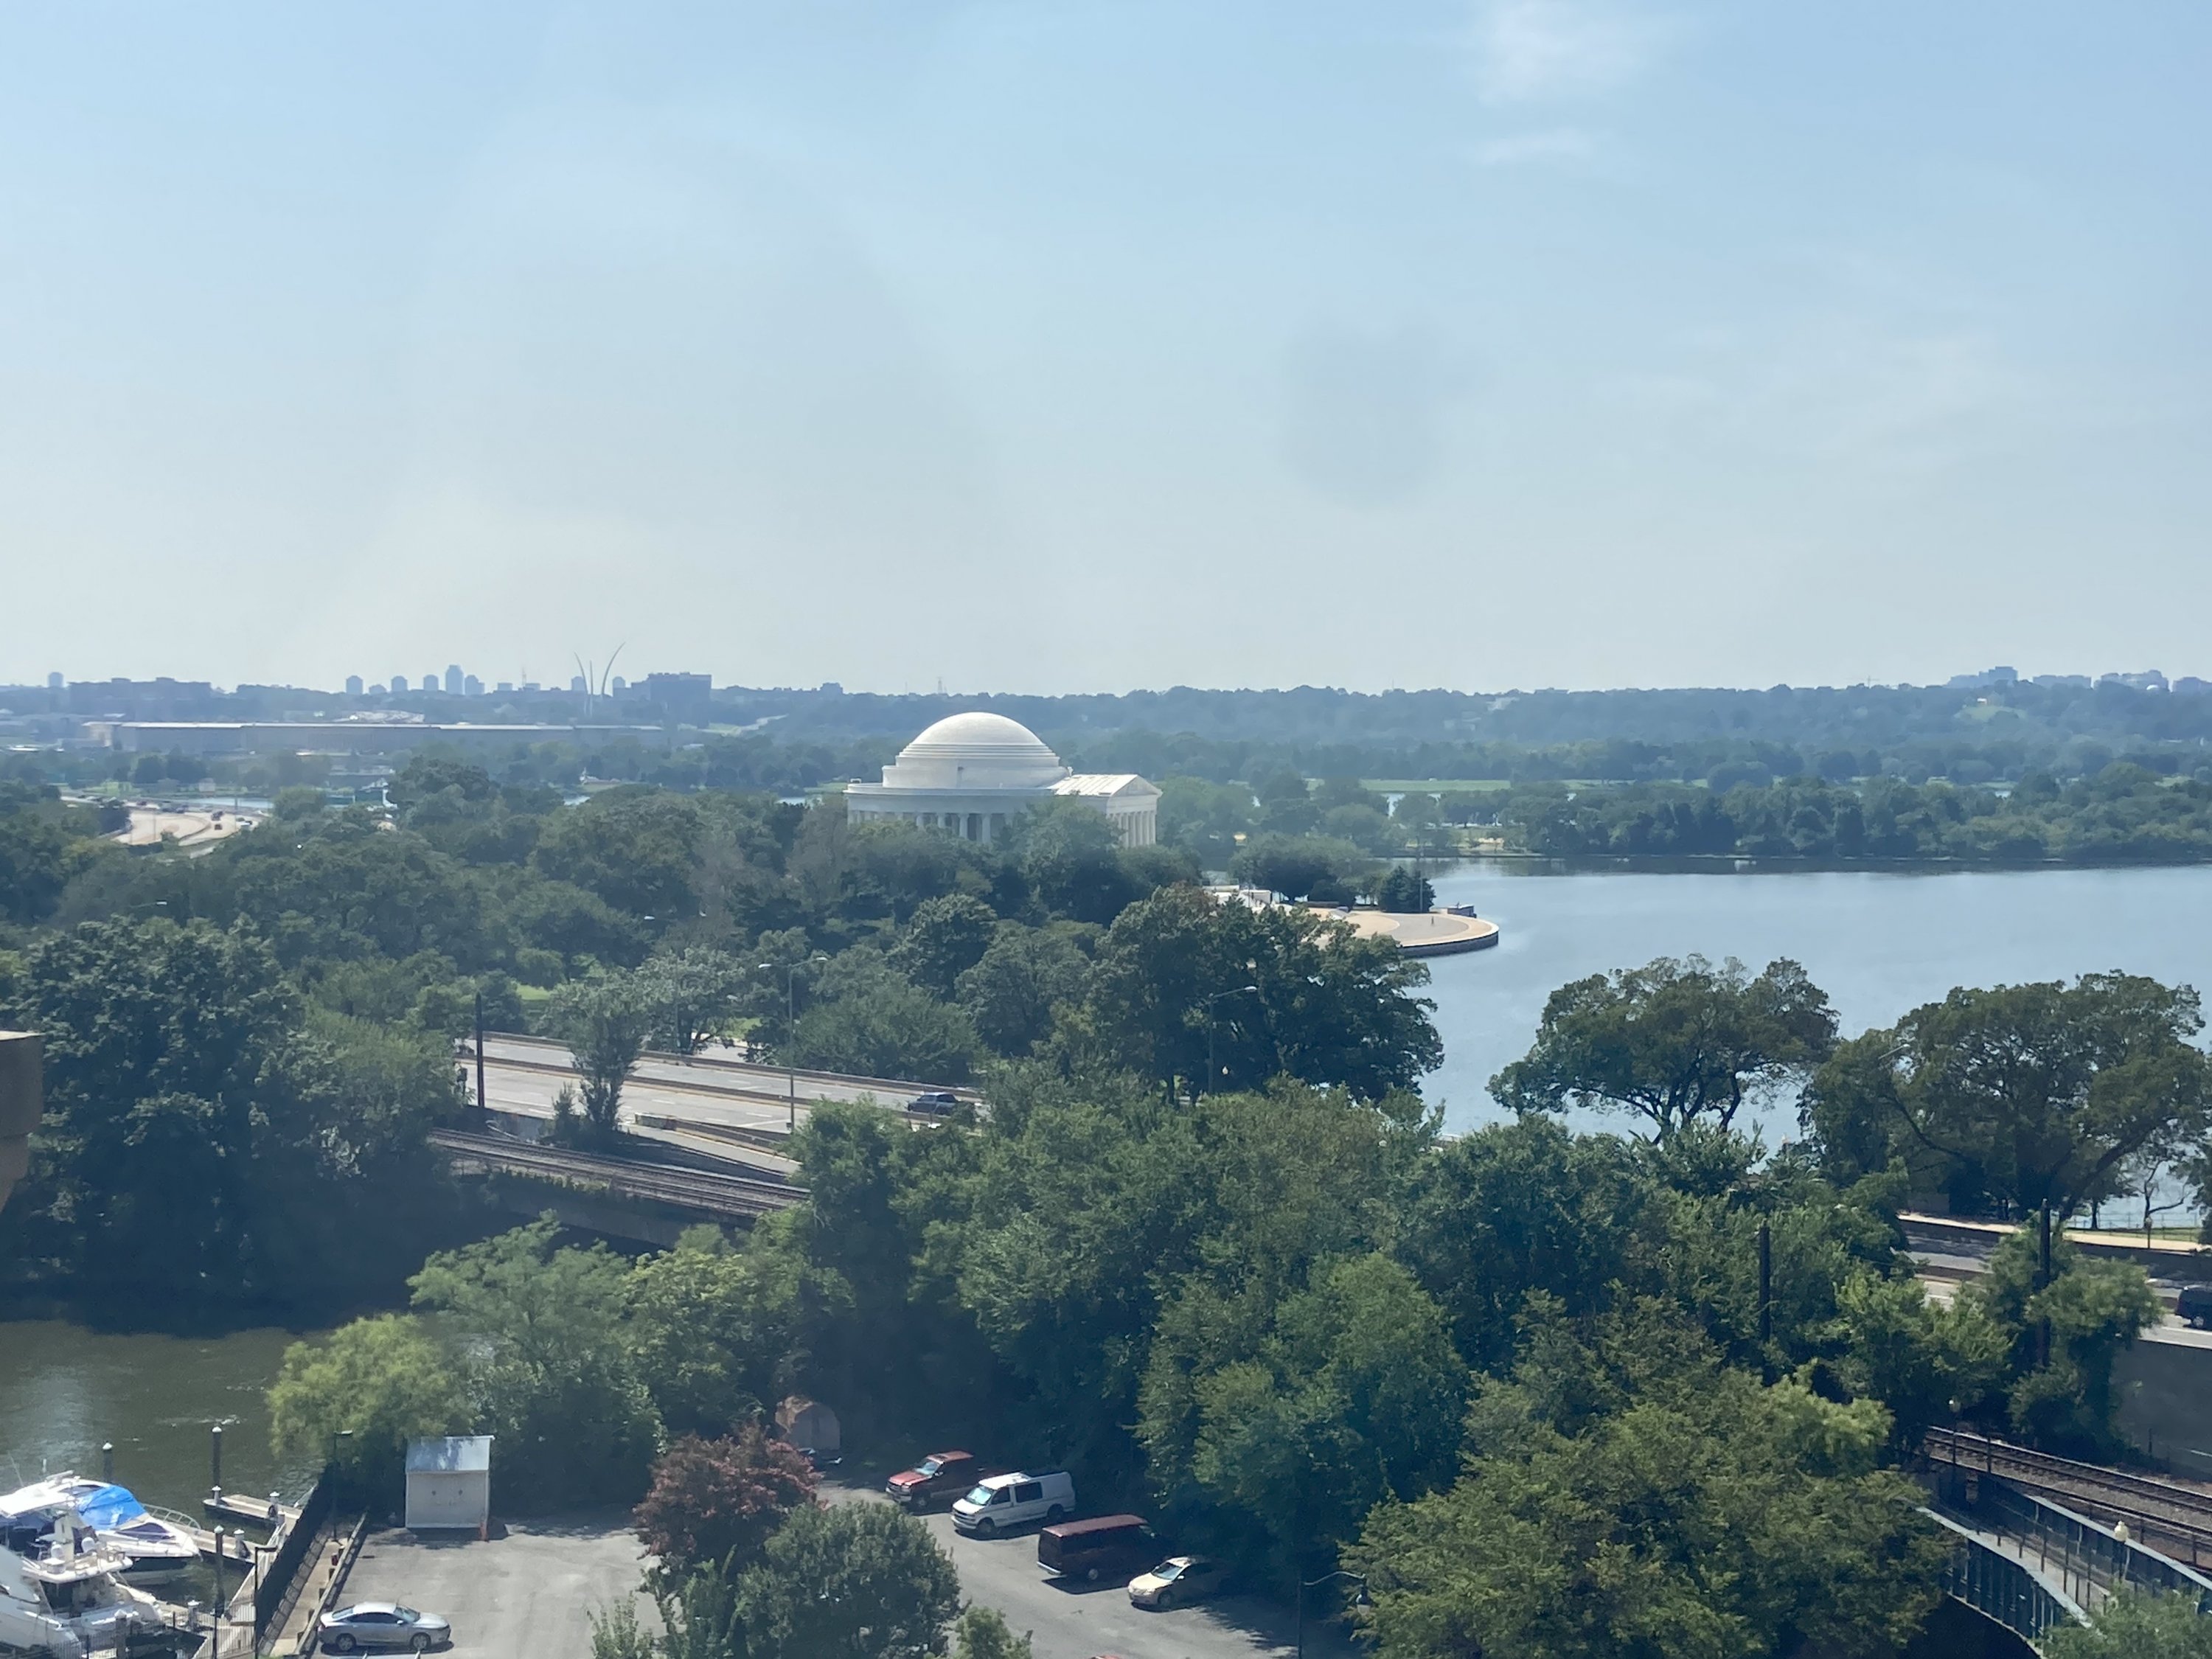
[430,1129,804,1245]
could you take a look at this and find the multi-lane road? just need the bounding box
[465,1032,970,1171]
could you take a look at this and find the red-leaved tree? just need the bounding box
[633,1425,818,1571]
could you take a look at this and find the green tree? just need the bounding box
[625,1225,804,1436]
[2043,1590,2212,1659]
[1803,973,2212,1217]
[532,788,703,922]
[1140,1253,1467,1577]
[632,1427,816,1573]
[1964,1231,2160,1453]
[1371,866,1433,913]
[1007,800,1138,924]
[1085,886,1439,1101]
[410,1220,661,1509]
[268,1315,469,1503]
[949,1607,1032,1659]
[789,955,980,1085]
[954,925,1091,1057]
[735,1501,959,1659]
[1227,834,1368,901]
[888,894,1001,998]
[1347,1356,1945,1659]
[637,947,750,1056]
[548,970,653,1141]
[1492,956,1837,1139]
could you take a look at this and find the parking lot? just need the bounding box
[828,1483,1359,1659]
[337,1515,648,1659]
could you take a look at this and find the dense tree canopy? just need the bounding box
[1492,956,1838,1138]
[1803,973,2212,1216]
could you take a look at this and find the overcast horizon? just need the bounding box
[4,3,2208,697]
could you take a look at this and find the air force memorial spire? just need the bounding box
[844,712,1160,846]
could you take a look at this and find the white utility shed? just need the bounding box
[405,1436,493,1532]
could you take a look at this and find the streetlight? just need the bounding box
[759,956,830,1131]
[1296,1570,1369,1659]
[1200,984,1260,1098]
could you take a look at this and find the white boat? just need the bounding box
[0,1511,164,1659]
[0,1480,198,1591]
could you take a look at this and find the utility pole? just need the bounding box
[473,992,489,1123]
[1757,1219,1773,1348]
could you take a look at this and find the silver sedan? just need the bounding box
[319,1603,453,1652]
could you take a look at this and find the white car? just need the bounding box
[950,1471,1075,1537]
[1128,1555,1230,1609]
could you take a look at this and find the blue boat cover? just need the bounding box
[74,1485,150,1530]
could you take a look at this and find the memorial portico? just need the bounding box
[844,712,1160,846]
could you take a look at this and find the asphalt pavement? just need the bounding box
[337,1517,649,1659]
[825,1481,1360,1659]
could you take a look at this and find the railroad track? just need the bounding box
[430,1130,804,1220]
[1925,1427,2212,1563]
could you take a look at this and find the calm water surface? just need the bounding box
[0,1320,321,1512]
[1423,861,2212,1135]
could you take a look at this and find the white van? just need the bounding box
[950,1471,1075,1537]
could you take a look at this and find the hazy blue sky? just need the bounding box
[3,2,2207,695]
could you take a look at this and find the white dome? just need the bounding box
[878,712,1068,790]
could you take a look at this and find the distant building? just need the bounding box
[570,675,588,693]
[641,672,713,723]
[2098,670,2168,692]
[344,675,364,696]
[423,670,441,693]
[44,672,61,690]
[844,712,1159,846]
[463,675,483,697]
[2031,674,2092,689]
[1945,666,2019,689]
[497,681,514,693]
[611,676,627,692]
[444,665,465,695]
[392,674,409,694]
[2175,677,2210,696]
[94,720,675,757]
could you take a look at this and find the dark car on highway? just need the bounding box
[2180,1284,2212,1329]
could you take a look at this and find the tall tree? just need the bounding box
[1492,956,1837,1139]
[548,970,653,1140]
[734,1501,959,1659]
[1802,973,2212,1217]
[636,946,749,1056]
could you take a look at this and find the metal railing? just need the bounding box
[253,1470,335,1641]
[1927,1509,2085,1642]
[1925,1426,2212,1568]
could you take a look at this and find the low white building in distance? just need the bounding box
[844,712,1160,846]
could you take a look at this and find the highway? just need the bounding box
[466,1032,974,1174]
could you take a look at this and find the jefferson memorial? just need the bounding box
[844,712,1161,847]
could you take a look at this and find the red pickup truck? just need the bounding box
[886,1450,984,1510]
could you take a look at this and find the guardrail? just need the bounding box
[1925,1427,2212,1568]
[430,1130,804,1221]
[254,1469,335,1641]
[1927,1509,2084,1643]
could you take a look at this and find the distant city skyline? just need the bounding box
[3,3,2208,692]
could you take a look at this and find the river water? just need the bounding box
[10,862,2212,1486]
[0,1321,320,1514]
[1423,860,2212,1137]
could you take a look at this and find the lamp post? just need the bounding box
[1296,1570,1369,1659]
[760,956,829,1131]
[1200,985,1260,1098]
